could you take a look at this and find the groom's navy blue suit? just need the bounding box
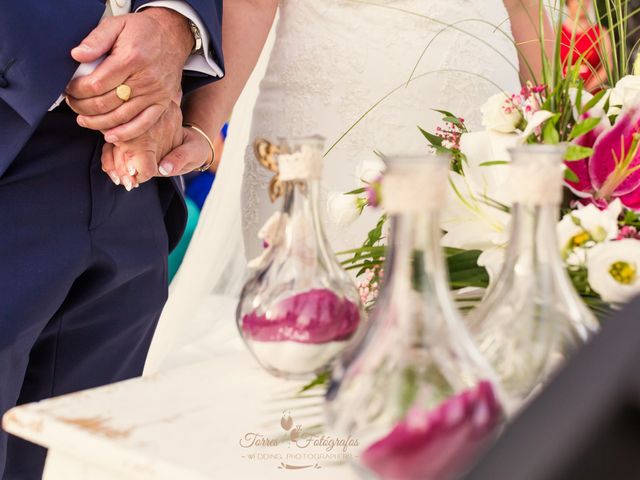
[0,2,223,478]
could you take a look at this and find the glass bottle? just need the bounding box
[325,155,504,480]
[467,144,599,410]
[237,136,363,379]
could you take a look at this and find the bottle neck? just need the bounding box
[283,179,314,215]
[282,179,323,233]
[281,179,338,273]
[385,210,449,300]
[504,202,563,268]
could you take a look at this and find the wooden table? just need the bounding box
[3,295,359,480]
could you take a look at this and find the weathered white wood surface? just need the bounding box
[3,295,359,480]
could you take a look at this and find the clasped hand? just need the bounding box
[65,8,209,188]
[101,102,213,190]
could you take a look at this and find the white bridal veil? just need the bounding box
[144,23,278,374]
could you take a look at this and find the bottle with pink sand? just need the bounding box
[237,136,362,379]
[325,154,504,480]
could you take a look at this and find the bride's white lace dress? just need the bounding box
[145,0,521,373]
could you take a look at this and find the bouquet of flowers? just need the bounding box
[339,3,640,317]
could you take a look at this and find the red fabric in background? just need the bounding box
[561,22,605,83]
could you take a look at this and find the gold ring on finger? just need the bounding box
[116,84,132,102]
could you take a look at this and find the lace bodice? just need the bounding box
[242,0,520,259]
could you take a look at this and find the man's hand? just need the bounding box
[67,8,193,143]
[101,101,184,191]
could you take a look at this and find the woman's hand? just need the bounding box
[100,101,184,190]
[157,126,214,177]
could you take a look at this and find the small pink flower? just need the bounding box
[358,267,384,306]
[617,225,640,240]
[365,175,383,208]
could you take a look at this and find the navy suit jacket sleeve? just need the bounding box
[0,0,223,129]
[133,0,224,94]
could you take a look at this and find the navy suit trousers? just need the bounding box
[0,106,169,479]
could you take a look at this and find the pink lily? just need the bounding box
[566,107,640,210]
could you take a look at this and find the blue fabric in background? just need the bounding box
[168,197,201,282]
[185,171,216,210]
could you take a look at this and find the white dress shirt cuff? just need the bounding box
[136,1,224,78]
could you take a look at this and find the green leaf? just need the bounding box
[419,126,443,146]
[479,160,509,167]
[433,109,458,119]
[434,146,452,155]
[367,226,381,244]
[542,120,560,144]
[568,117,601,141]
[446,250,489,289]
[581,89,607,115]
[565,145,594,161]
[337,245,386,256]
[621,209,640,228]
[564,168,580,183]
[444,247,465,257]
[344,187,366,195]
[575,84,583,116]
[299,371,330,393]
[345,260,384,273]
[442,116,464,128]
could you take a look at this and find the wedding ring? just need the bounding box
[184,123,216,172]
[116,84,132,102]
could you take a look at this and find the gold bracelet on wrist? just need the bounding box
[183,122,215,172]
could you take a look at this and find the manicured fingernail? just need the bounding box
[105,134,118,143]
[73,44,92,53]
[108,172,120,185]
[134,183,140,189]
[127,164,137,176]
[77,116,86,127]
[122,177,133,191]
[158,163,173,176]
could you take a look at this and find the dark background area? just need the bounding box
[463,296,640,480]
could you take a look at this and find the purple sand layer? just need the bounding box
[242,289,360,343]
[361,380,502,480]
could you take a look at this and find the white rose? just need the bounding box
[481,92,522,133]
[587,239,640,304]
[354,156,386,184]
[609,75,640,114]
[557,199,622,265]
[327,191,360,227]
